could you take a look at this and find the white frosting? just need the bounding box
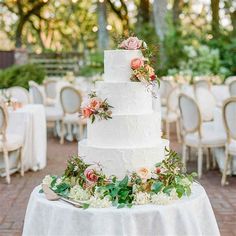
[96,82,152,115]
[104,50,143,82]
[87,112,161,148]
[79,139,169,179]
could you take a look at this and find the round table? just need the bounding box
[23,184,219,236]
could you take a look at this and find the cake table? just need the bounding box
[23,183,219,236]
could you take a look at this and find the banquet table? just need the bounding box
[0,104,47,174]
[23,183,219,236]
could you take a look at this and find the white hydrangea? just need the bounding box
[151,193,173,205]
[169,189,179,200]
[133,192,151,205]
[89,196,112,208]
[42,175,53,186]
[69,185,90,201]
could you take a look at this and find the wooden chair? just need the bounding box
[179,93,226,178]
[221,97,236,185]
[0,102,24,184]
[60,86,86,144]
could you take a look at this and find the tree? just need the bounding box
[172,0,184,27]
[97,0,109,50]
[138,0,150,25]
[153,0,168,41]
[0,0,49,48]
[211,0,220,38]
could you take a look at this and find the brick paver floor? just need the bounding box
[0,132,236,236]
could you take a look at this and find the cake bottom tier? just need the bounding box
[78,139,169,179]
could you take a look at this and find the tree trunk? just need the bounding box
[153,0,168,41]
[98,0,109,51]
[230,10,236,36]
[211,0,220,38]
[172,0,184,27]
[15,18,25,48]
[138,0,150,24]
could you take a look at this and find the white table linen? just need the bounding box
[23,184,219,236]
[0,105,47,173]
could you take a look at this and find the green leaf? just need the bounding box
[91,115,95,123]
[176,185,185,198]
[82,203,90,209]
[151,181,163,193]
[117,203,126,209]
[119,176,129,187]
[163,186,173,195]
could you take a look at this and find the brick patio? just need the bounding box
[0,132,236,236]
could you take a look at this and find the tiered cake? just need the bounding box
[79,49,168,178]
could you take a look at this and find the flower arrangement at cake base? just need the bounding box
[40,148,197,209]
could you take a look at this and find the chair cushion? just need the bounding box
[228,140,236,155]
[46,98,56,107]
[0,134,23,152]
[185,123,226,147]
[63,113,87,125]
[161,107,179,122]
[46,107,63,121]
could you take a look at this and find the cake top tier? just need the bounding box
[104,50,143,83]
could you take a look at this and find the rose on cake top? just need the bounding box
[118,36,147,50]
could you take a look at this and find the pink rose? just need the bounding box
[120,37,143,50]
[131,58,144,70]
[156,167,161,174]
[89,98,102,110]
[82,107,93,118]
[84,169,98,182]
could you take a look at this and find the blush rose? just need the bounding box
[82,107,93,118]
[84,169,98,182]
[120,37,143,50]
[131,58,144,70]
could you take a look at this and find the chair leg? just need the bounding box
[221,148,231,186]
[166,121,170,139]
[182,143,187,170]
[198,147,203,179]
[212,150,216,169]
[206,148,210,171]
[60,121,65,144]
[20,147,24,177]
[3,149,10,184]
[187,146,191,161]
[176,119,181,143]
[79,124,84,141]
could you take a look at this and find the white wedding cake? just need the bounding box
[79,49,168,178]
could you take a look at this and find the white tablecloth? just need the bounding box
[0,104,47,173]
[23,184,219,236]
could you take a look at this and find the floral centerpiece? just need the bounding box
[40,148,196,209]
[81,91,113,123]
[118,36,160,97]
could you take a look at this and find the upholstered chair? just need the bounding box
[221,97,236,186]
[8,86,30,105]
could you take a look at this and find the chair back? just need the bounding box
[8,86,30,104]
[0,102,8,141]
[229,80,236,97]
[167,87,180,113]
[44,80,58,99]
[225,76,236,85]
[179,93,201,136]
[159,80,174,105]
[29,81,44,104]
[60,86,82,114]
[194,79,211,91]
[223,97,236,142]
[195,87,216,122]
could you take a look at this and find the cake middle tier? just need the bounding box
[96,81,152,115]
[87,112,161,148]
